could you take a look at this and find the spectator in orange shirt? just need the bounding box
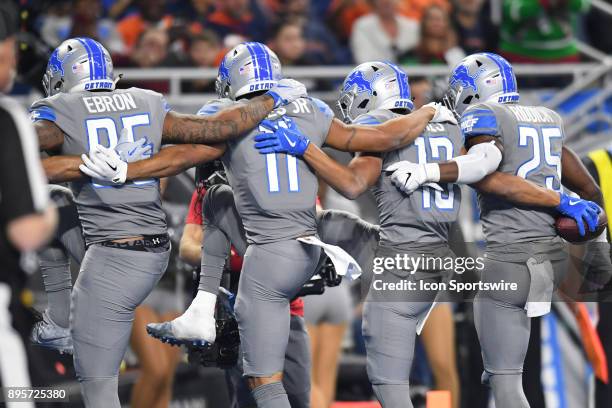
[397,0,451,21]
[206,0,269,43]
[326,0,372,43]
[117,0,173,50]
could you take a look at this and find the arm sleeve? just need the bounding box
[0,103,49,224]
[459,105,501,141]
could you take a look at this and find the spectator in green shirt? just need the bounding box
[500,0,590,63]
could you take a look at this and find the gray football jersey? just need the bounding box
[460,102,564,243]
[197,97,334,244]
[30,88,168,244]
[357,109,463,247]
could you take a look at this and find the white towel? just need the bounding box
[297,236,362,281]
[525,257,555,317]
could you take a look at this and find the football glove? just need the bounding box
[79,144,128,184]
[254,119,310,156]
[115,129,152,163]
[425,102,458,125]
[267,79,308,109]
[384,160,443,195]
[556,193,601,237]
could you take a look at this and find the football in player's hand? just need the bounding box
[555,211,608,243]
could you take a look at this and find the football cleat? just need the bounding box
[30,311,73,355]
[146,321,211,347]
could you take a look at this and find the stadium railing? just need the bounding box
[115,63,611,143]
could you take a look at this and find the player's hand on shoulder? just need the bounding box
[254,119,310,156]
[79,144,128,184]
[115,128,152,163]
[267,79,308,109]
[254,120,310,156]
[425,102,458,125]
[556,192,602,236]
[384,161,443,195]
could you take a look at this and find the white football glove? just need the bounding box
[425,102,458,125]
[79,144,128,184]
[267,78,308,108]
[115,128,152,163]
[385,161,443,195]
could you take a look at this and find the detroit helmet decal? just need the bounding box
[450,64,478,92]
[343,70,374,95]
[48,49,67,77]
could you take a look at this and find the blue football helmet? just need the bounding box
[337,61,414,123]
[448,52,519,115]
[42,37,116,97]
[215,42,282,100]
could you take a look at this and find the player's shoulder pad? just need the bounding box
[309,97,334,120]
[460,102,500,139]
[197,98,235,117]
[30,96,59,123]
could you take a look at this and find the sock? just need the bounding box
[251,382,291,408]
[39,246,72,328]
[489,373,530,408]
[80,377,120,408]
[372,384,413,408]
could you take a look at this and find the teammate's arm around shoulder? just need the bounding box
[126,144,226,181]
[306,147,382,199]
[161,79,307,145]
[324,104,438,152]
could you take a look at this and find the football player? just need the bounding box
[78,41,454,407]
[250,60,602,408]
[384,53,604,408]
[29,37,307,408]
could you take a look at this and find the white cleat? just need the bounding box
[147,291,218,348]
[146,312,216,347]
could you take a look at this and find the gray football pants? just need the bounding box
[71,244,169,408]
[200,184,314,406]
[362,263,440,408]
[226,315,311,408]
[474,253,568,408]
[199,185,380,296]
[38,186,85,328]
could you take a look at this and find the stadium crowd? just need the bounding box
[17,0,612,95]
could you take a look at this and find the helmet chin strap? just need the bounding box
[112,73,123,88]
